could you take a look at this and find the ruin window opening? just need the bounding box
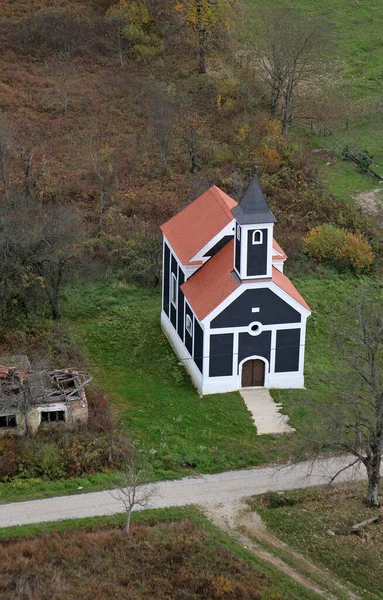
[0,414,17,428]
[41,410,66,424]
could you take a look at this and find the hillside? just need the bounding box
[0,0,377,252]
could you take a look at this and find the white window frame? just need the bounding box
[248,321,263,337]
[252,230,263,245]
[171,273,177,307]
[185,314,193,336]
[236,225,241,240]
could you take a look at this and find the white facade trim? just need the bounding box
[238,355,270,388]
[272,258,285,273]
[161,311,203,394]
[190,220,235,263]
[202,280,310,327]
[236,222,274,280]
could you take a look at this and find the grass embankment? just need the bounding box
[0,506,320,600]
[244,0,383,199]
[250,482,383,599]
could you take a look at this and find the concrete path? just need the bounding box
[240,388,295,434]
[0,456,368,528]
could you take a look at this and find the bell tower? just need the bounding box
[232,173,276,280]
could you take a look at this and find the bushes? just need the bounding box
[303,224,373,273]
[0,390,131,483]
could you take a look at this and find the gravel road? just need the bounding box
[0,455,367,528]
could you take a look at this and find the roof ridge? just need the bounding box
[211,186,235,220]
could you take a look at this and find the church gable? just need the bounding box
[210,287,302,329]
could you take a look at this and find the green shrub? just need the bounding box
[26,442,66,481]
[303,224,373,273]
[264,491,297,510]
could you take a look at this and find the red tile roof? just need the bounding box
[271,267,311,311]
[160,186,237,265]
[272,239,287,260]
[182,244,310,320]
[181,240,239,320]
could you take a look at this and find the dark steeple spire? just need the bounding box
[231,172,276,225]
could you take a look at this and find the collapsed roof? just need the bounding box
[0,358,91,417]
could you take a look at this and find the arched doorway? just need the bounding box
[241,359,265,387]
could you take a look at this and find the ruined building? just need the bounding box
[0,356,91,436]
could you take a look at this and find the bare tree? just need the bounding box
[251,6,330,135]
[31,203,82,320]
[150,88,175,175]
[109,457,157,535]
[89,133,115,235]
[0,196,82,321]
[0,111,14,200]
[298,281,383,507]
[45,50,75,119]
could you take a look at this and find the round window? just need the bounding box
[248,321,262,336]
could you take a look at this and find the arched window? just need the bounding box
[252,230,263,245]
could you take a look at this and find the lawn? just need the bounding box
[64,282,286,480]
[63,274,357,479]
[242,0,383,200]
[0,506,321,600]
[249,482,383,599]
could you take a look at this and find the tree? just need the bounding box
[175,0,239,74]
[149,88,175,175]
[0,196,82,322]
[109,456,157,535]
[105,0,152,67]
[176,110,204,173]
[0,111,14,200]
[124,228,162,288]
[45,50,75,119]
[300,282,383,507]
[31,203,82,320]
[251,6,330,135]
[89,133,115,235]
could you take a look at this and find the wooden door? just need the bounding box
[241,359,265,387]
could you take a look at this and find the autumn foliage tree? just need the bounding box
[175,0,239,73]
[105,0,159,65]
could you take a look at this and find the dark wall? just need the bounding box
[275,329,300,372]
[177,268,185,341]
[185,303,193,355]
[247,228,268,277]
[211,288,301,329]
[209,334,233,377]
[238,331,271,370]
[194,321,204,373]
[204,235,233,258]
[163,243,170,316]
[235,225,241,273]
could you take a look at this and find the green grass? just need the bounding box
[250,482,383,599]
[0,472,122,505]
[242,0,383,200]
[271,272,358,431]
[0,505,321,600]
[0,273,361,503]
[64,282,287,479]
[64,274,355,477]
